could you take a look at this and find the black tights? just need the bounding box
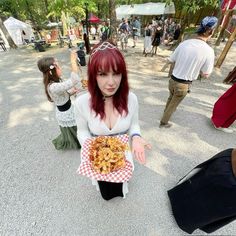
[98,181,123,201]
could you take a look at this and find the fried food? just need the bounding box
[81,79,88,89]
[89,136,128,174]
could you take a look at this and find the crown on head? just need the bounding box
[90,41,117,59]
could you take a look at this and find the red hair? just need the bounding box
[88,41,129,119]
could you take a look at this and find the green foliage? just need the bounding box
[0,0,99,29]
[0,0,220,30]
[0,0,49,28]
[173,0,219,14]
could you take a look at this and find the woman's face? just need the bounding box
[96,69,122,97]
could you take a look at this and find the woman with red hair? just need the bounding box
[74,41,150,200]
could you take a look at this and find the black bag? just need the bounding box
[34,42,45,52]
[168,148,236,234]
[76,50,86,66]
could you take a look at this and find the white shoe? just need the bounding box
[214,126,234,133]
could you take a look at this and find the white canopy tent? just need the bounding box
[3,17,34,45]
[116,2,175,20]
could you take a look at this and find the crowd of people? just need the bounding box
[116,16,181,55]
[36,15,236,234]
[85,16,181,55]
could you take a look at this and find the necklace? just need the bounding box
[103,94,113,100]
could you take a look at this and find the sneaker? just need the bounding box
[159,122,172,128]
[214,126,234,133]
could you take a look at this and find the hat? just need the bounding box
[196,16,218,34]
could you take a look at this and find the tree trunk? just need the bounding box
[25,0,37,29]
[0,17,17,49]
[213,6,223,37]
[215,10,232,46]
[195,9,203,25]
[61,11,68,37]
[215,26,236,68]
[109,0,118,45]
[84,3,90,54]
[44,0,53,22]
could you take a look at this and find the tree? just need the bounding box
[109,0,118,44]
[0,16,17,49]
[168,0,219,47]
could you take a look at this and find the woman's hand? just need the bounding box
[68,87,80,95]
[131,136,151,164]
[70,51,80,73]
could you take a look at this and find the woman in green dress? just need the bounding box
[37,51,82,150]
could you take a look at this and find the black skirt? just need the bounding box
[168,148,236,234]
[98,181,123,200]
[152,37,160,46]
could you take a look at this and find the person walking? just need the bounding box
[37,51,82,150]
[143,22,153,56]
[159,16,218,128]
[131,16,141,48]
[119,18,129,52]
[151,23,163,56]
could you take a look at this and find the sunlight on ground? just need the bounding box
[8,101,53,128]
[11,94,23,102]
[213,82,230,89]
[7,77,40,91]
[143,126,219,177]
[8,107,37,128]
[183,105,212,116]
[144,96,164,106]
[146,153,169,177]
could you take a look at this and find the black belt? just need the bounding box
[171,75,192,84]
[57,99,71,111]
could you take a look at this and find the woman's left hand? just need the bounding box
[68,87,80,95]
[131,136,151,164]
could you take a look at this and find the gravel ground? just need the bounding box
[0,39,236,236]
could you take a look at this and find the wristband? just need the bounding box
[131,133,141,139]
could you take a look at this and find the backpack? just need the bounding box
[76,50,86,66]
[145,28,151,37]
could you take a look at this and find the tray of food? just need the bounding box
[77,134,133,183]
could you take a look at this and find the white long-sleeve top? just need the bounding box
[48,72,81,106]
[74,91,141,146]
[48,72,82,127]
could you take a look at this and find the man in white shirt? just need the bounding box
[159,16,218,128]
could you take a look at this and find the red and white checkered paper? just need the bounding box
[77,134,133,183]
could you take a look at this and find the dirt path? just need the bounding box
[0,39,236,235]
